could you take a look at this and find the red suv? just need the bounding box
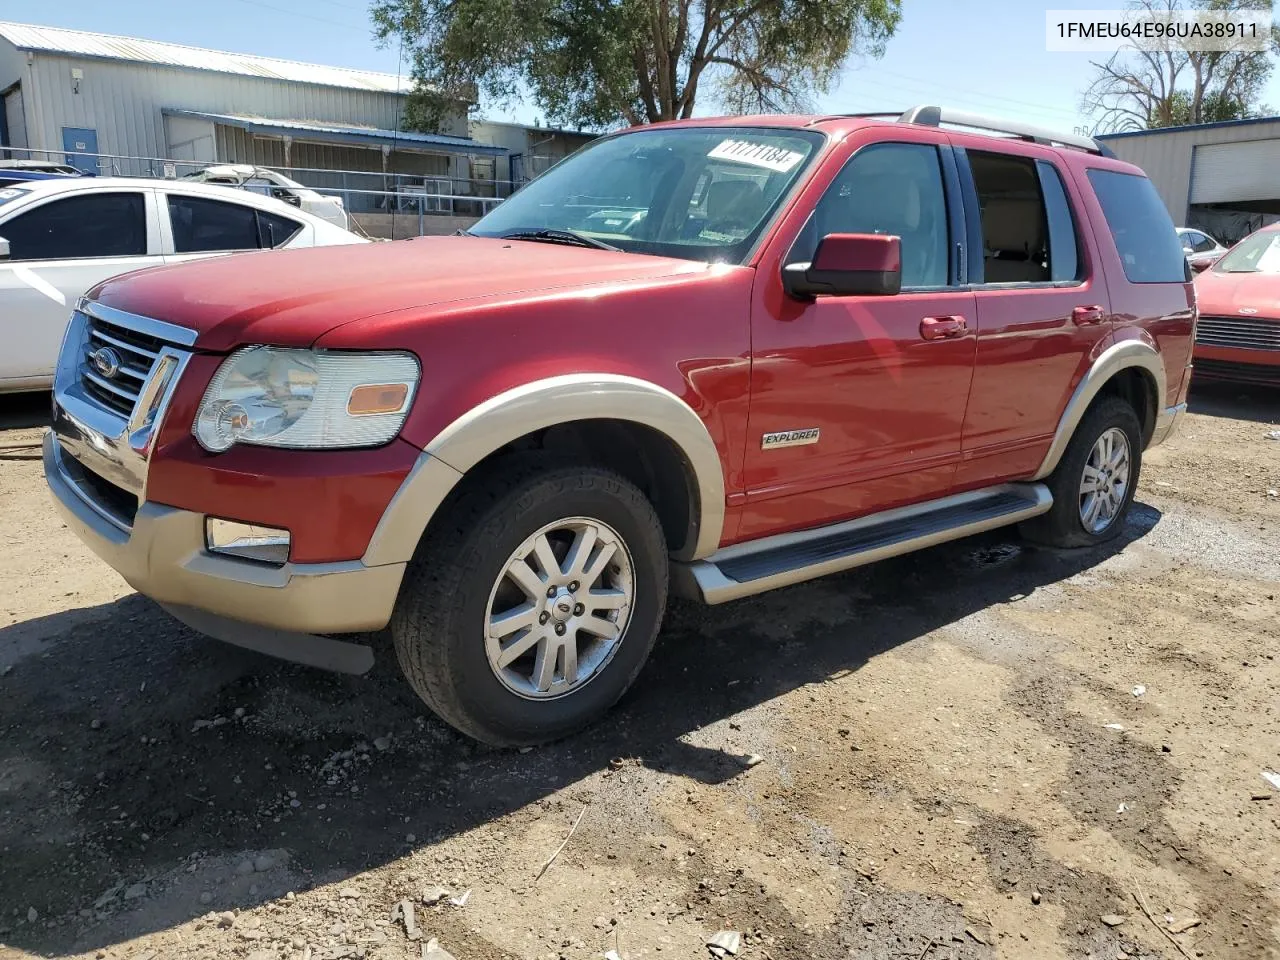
[44,107,1195,746]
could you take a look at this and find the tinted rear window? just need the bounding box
[1086,169,1186,283]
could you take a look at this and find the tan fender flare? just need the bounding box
[1033,339,1166,481]
[362,374,726,567]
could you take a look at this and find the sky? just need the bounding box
[3,0,1279,133]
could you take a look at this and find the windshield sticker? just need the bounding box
[707,139,804,173]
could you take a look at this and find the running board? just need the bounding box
[672,483,1052,604]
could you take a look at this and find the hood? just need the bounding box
[1194,266,1280,320]
[91,236,710,352]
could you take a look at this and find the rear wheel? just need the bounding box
[391,460,668,747]
[1021,395,1142,548]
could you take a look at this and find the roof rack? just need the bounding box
[897,105,1111,156]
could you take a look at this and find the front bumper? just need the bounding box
[45,432,405,640]
[1191,345,1280,385]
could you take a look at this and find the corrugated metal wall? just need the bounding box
[213,124,450,176]
[212,122,459,212]
[0,40,26,151]
[1101,119,1280,224]
[10,49,468,158]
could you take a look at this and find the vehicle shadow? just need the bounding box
[0,391,52,432]
[1187,379,1280,424]
[0,504,1162,955]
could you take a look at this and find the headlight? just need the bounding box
[194,347,419,452]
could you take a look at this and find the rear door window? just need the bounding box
[1037,161,1082,282]
[0,192,147,261]
[964,151,1081,284]
[1086,169,1186,283]
[168,195,301,252]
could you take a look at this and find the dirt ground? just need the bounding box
[0,382,1277,960]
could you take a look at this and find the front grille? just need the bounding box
[1194,358,1280,385]
[1195,315,1280,352]
[79,311,174,416]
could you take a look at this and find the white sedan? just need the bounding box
[0,177,367,393]
[183,164,350,230]
[1177,227,1229,265]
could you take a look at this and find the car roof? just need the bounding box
[616,113,1142,173]
[1,175,338,224]
[0,169,82,181]
[0,159,82,171]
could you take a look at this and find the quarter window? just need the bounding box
[167,195,302,253]
[1,192,147,261]
[1086,169,1186,284]
[258,210,304,247]
[790,142,951,289]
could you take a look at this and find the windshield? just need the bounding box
[1214,231,1280,274]
[471,126,825,265]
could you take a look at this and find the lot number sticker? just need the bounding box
[708,139,804,173]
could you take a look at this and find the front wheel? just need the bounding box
[1021,395,1142,548]
[391,461,668,747]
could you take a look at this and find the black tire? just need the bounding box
[1020,395,1143,549]
[390,458,668,747]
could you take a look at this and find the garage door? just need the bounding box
[1190,139,1280,204]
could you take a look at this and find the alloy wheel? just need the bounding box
[484,517,635,699]
[1079,426,1131,534]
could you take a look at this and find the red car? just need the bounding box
[1192,225,1280,385]
[43,106,1194,745]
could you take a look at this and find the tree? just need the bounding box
[1082,0,1279,132]
[371,0,902,131]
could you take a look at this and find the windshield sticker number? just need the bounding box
[708,139,804,173]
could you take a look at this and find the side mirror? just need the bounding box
[782,233,902,299]
[1190,256,1214,273]
[0,237,9,260]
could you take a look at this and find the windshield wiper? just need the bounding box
[495,228,620,252]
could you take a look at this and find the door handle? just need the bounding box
[920,315,968,340]
[1072,305,1107,325]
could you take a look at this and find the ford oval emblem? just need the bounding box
[89,346,122,379]
[1239,307,1259,315]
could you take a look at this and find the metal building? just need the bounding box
[0,21,505,205]
[469,120,599,184]
[1098,117,1280,244]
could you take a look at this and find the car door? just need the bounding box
[949,139,1112,488]
[740,135,978,541]
[0,188,161,383]
[159,190,309,265]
